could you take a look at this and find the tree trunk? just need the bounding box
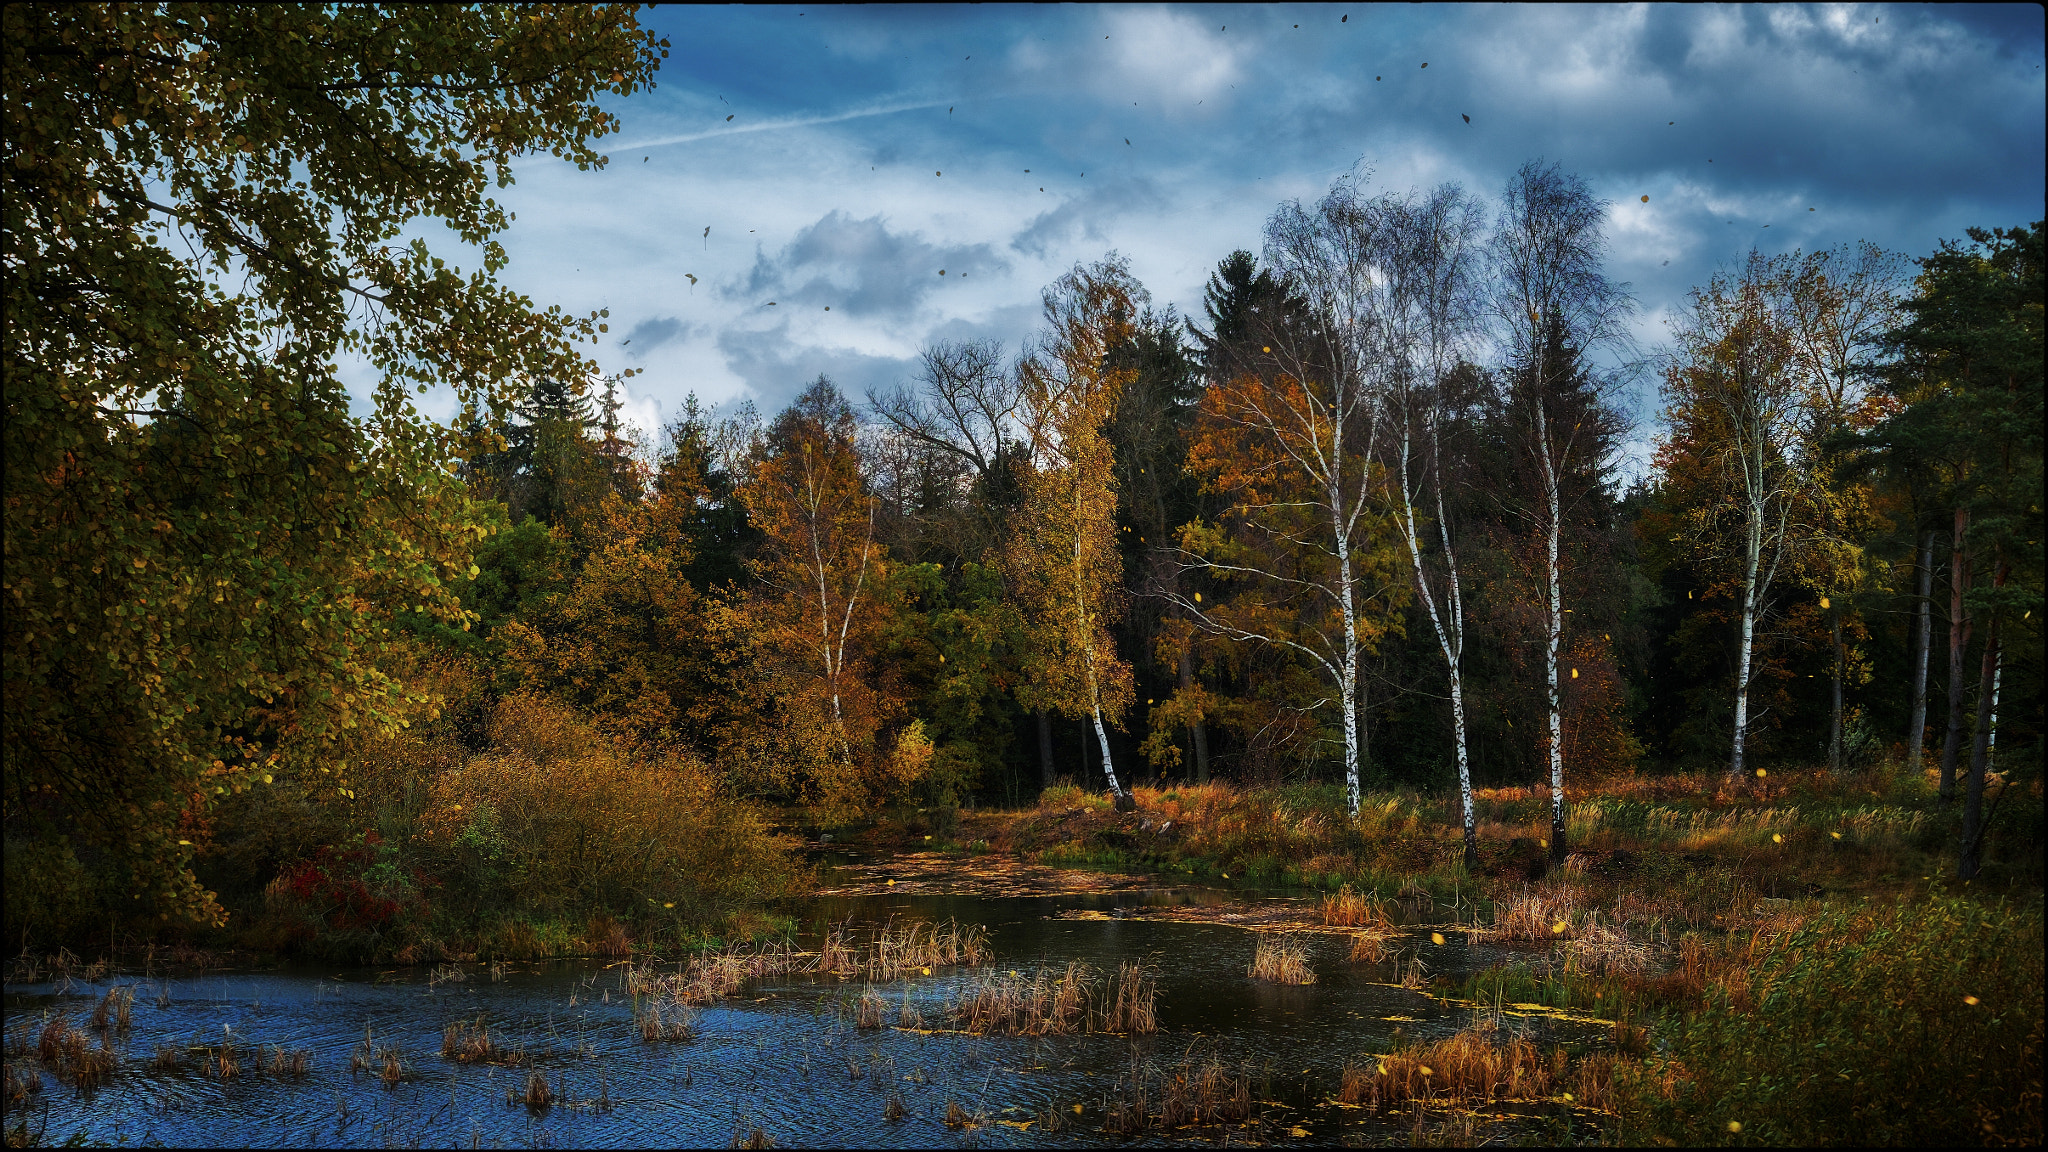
[1827,610,1844,773]
[1958,561,2006,880]
[1177,645,1210,784]
[1940,508,1971,804]
[1037,709,1055,790]
[1729,503,1763,784]
[1905,530,1934,773]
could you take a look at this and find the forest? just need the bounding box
[3,6,2041,1147]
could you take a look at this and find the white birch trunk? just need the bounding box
[1399,412,1477,866]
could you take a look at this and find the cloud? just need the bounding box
[621,315,696,358]
[1010,179,1167,258]
[1098,7,1243,108]
[716,322,919,413]
[732,211,1009,318]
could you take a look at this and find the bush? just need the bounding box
[1621,895,2044,1146]
[422,695,812,921]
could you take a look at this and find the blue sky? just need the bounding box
[456,3,2044,462]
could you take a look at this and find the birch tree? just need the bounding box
[1487,161,1633,860]
[1385,184,1489,867]
[1781,243,1909,773]
[739,377,905,817]
[1009,258,1141,806]
[1166,172,1407,818]
[1663,253,1811,785]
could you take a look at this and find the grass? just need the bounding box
[1248,933,1315,984]
[442,1015,525,1063]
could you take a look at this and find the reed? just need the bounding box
[208,1038,241,1081]
[1348,929,1397,963]
[264,1044,311,1077]
[88,986,133,1031]
[946,962,1093,1036]
[728,1125,773,1150]
[943,1099,975,1129]
[521,1070,553,1111]
[895,983,924,1029]
[378,1047,410,1086]
[635,1002,695,1043]
[1341,1021,1561,1110]
[854,985,886,1030]
[1478,885,1585,943]
[1321,884,1395,929]
[4,1061,39,1103]
[883,1092,905,1121]
[443,1016,523,1063]
[1157,1057,1252,1127]
[1248,934,1315,985]
[150,1044,182,1072]
[1098,961,1158,1034]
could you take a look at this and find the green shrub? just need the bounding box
[1621,895,2044,1146]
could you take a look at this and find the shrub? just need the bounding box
[1620,895,2044,1146]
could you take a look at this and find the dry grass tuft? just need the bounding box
[947,962,1094,1035]
[1341,1021,1590,1111]
[518,1070,553,1111]
[1248,934,1315,984]
[263,1044,311,1077]
[3,1060,39,1103]
[635,1001,695,1043]
[1099,962,1159,1034]
[896,983,924,1029]
[883,1092,905,1121]
[88,986,133,1031]
[943,1098,976,1129]
[1478,885,1587,943]
[1348,929,1398,963]
[1321,884,1395,929]
[854,985,886,1030]
[1158,1058,1252,1127]
[728,1123,774,1149]
[443,1016,512,1063]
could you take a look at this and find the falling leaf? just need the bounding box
[939,269,945,275]
[1431,932,1446,945]
[726,114,734,121]
[1193,592,1201,603]
[1420,62,1428,68]
[1641,195,1649,202]
[1551,921,1566,934]
[1571,667,1579,679]
[1728,1122,1743,1134]
[1831,831,1841,840]
[1756,768,1768,778]
[1965,995,1980,1006]
[1772,833,1783,844]
[1820,596,1830,608]
[1462,114,1469,123]
[936,170,941,176]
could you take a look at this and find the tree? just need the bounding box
[1010,258,1142,806]
[1780,243,1910,774]
[1385,183,1490,866]
[737,378,909,820]
[1865,222,2042,876]
[1170,174,1411,819]
[1662,252,1817,785]
[2,4,663,927]
[1487,161,1634,860]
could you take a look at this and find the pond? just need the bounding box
[4,858,1614,1147]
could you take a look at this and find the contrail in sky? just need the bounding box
[616,97,960,152]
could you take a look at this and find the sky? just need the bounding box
[427,2,2045,470]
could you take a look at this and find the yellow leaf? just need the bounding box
[1728,1121,1743,1134]
[1772,833,1782,843]
[1819,596,1830,608]
[1431,932,1445,945]
[1964,995,1979,1005]
[1571,667,1579,679]
[177,839,191,846]
[1551,920,1566,934]
[1756,768,1767,778]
